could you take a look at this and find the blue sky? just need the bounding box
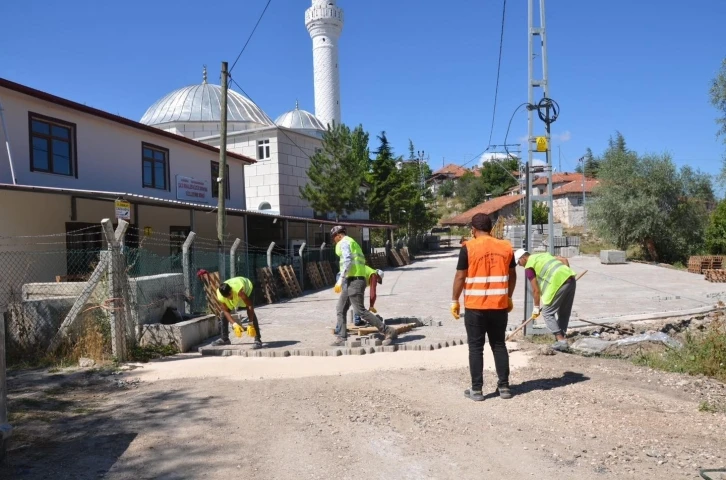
[3,0,725,176]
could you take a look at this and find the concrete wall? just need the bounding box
[0,86,248,209]
[553,195,586,227]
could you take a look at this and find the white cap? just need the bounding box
[514,248,529,264]
[376,269,384,283]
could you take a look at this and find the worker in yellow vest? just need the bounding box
[331,225,397,347]
[514,249,576,352]
[335,265,384,331]
[213,276,262,349]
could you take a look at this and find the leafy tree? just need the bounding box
[350,125,371,174]
[299,123,365,221]
[711,59,726,184]
[532,202,549,225]
[456,171,490,209]
[454,157,520,209]
[587,133,711,263]
[706,201,726,254]
[438,179,455,198]
[408,139,416,160]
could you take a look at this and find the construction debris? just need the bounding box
[570,332,681,357]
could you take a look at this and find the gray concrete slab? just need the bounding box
[197,251,726,355]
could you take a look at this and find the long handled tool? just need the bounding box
[506,269,588,341]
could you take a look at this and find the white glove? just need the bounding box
[532,306,541,318]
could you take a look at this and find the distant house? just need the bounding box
[531,172,586,195]
[427,163,481,195]
[440,194,524,226]
[552,179,600,227]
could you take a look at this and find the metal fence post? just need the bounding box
[298,242,306,289]
[230,238,241,278]
[182,232,196,315]
[0,311,11,464]
[102,218,129,361]
[266,242,276,270]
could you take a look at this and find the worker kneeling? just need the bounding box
[213,276,263,349]
[331,225,397,347]
[451,213,517,401]
[514,249,576,352]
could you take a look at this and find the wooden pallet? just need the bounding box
[197,271,223,317]
[278,265,303,298]
[307,261,325,290]
[389,249,405,267]
[688,256,725,274]
[367,252,388,270]
[704,269,726,283]
[400,248,412,265]
[319,261,336,286]
[256,267,278,304]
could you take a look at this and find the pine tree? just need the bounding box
[299,123,365,221]
[367,132,400,222]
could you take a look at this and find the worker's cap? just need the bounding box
[375,269,384,284]
[514,248,529,264]
[330,225,346,237]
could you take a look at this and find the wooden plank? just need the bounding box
[400,248,411,265]
[389,249,404,267]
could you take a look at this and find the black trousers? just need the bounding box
[220,310,261,342]
[464,308,510,391]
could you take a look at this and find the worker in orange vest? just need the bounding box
[451,213,517,401]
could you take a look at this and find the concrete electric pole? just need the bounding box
[524,0,559,332]
[217,61,229,282]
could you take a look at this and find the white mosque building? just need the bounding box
[138,0,364,220]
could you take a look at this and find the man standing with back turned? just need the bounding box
[451,213,517,401]
[331,225,397,347]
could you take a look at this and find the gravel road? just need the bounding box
[3,343,725,479]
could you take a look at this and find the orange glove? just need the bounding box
[450,301,460,320]
[507,297,514,313]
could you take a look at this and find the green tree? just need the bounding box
[711,58,726,184]
[350,125,371,175]
[408,139,416,160]
[532,202,549,224]
[367,132,400,222]
[706,201,726,254]
[587,133,711,263]
[438,179,455,198]
[299,123,365,221]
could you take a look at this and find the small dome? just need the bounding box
[274,102,327,131]
[141,70,273,127]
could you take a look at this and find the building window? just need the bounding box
[210,161,230,199]
[258,201,272,211]
[575,197,584,206]
[257,139,270,160]
[29,113,76,176]
[142,143,169,190]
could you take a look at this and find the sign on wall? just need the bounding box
[362,227,370,241]
[176,175,210,203]
[115,199,131,220]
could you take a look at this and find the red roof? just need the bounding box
[532,172,584,186]
[431,163,470,179]
[0,77,256,164]
[552,179,600,196]
[441,194,524,226]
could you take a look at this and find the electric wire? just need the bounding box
[229,0,274,74]
[485,0,508,149]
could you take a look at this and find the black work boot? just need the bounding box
[497,385,513,399]
[464,389,485,402]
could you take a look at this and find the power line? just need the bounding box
[503,102,531,162]
[228,76,311,160]
[486,0,508,148]
[229,0,274,74]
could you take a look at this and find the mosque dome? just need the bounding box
[274,101,327,132]
[140,68,273,127]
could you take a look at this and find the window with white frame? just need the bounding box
[257,139,270,160]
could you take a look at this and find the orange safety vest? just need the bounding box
[463,235,512,310]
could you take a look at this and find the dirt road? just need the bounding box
[2,344,725,479]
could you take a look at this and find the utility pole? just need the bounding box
[525,0,557,332]
[217,61,229,282]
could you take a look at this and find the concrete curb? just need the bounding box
[198,338,468,358]
[568,305,721,329]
